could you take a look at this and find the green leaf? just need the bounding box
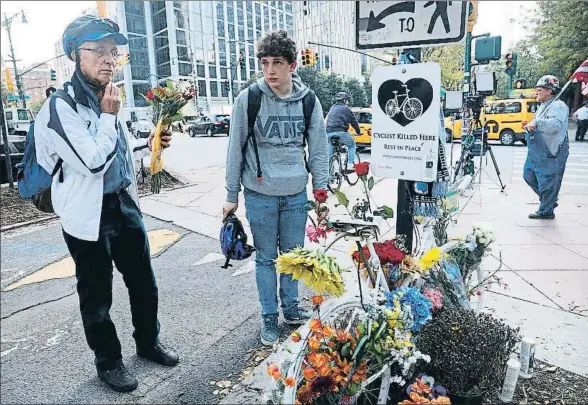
[374,321,387,340]
[165,79,174,89]
[333,189,349,208]
[378,205,394,219]
[352,335,369,360]
[304,201,316,211]
[368,176,375,191]
[341,342,351,357]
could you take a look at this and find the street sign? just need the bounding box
[356,1,468,49]
[6,94,30,101]
[371,63,441,182]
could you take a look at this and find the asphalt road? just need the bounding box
[0,215,274,404]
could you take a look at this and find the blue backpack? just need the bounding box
[220,214,255,269]
[17,89,77,213]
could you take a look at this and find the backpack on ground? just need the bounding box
[220,214,255,269]
[17,89,77,213]
[244,83,316,180]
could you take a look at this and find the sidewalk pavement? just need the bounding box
[140,161,587,402]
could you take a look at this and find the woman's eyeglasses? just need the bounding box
[78,47,120,60]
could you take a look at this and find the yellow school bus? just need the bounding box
[348,107,372,148]
[445,98,539,146]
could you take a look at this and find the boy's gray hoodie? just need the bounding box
[225,73,329,203]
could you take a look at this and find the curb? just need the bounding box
[1,215,58,233]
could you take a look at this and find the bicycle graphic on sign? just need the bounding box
[384,84,424,121]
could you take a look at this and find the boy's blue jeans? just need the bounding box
[244,188,307,318]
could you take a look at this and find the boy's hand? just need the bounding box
[222,201,238,221]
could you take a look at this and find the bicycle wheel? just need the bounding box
[283,299,391,405]
[344,152,361,186]
[328,154,343,192]
[385,99,399,117]
[403,98,423,120]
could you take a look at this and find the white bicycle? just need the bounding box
[384,85,423,121]
[282,216,456,404]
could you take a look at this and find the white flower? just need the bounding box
[474,230,483,238]
[479,237,487,245]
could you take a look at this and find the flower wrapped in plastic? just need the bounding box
[143,80,195,193]
[386,287,432,332]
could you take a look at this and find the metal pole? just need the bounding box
[1,101,14,188]
[464,31,472,96]
[4,13,27,109]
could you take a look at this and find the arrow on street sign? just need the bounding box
[356,1,468,50]
[366,2,416,32]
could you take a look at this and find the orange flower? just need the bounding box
[295,401,301,405]
[306,352,330,368]
[308,337,320,351]
[290,331,302,343]
[272,371,283,380]
[312,331,324,341]
[309,318,322,331]
[311,295,324,305]
[303,367,316,380]
[267,364,279,377]
[318,364,331,377]
[284,376,296,387]
[322,325,335,337]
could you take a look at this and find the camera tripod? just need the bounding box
[452,112,506,192]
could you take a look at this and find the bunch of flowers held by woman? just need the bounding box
[143,80,195,193]
[306,189,330,244]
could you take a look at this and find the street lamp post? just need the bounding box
[2,10,28,109]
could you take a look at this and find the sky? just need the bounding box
[1,1,536,68]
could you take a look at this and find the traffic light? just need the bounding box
[4,68,15,93]
[118,54,130,65]
[314,52,319,66]
[467,1,479,33]
[301,49,312,66]
[515,79,526,89]
[50,69,56,81]
[505,53,517,75]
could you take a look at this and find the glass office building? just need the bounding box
[105,1,293,114]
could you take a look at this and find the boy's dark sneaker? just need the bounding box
[528,212,555,220]
[261,315,280,346]
[97,363,138,393]
[137,343,179,367]
[284,307,312,325]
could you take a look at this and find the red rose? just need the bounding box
[313,189,328,203]
[145,90,154,100]
[354,162,370,177]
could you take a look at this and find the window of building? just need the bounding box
[216,2,224,20]
[157,62,171,78]
[237,6,244,25]
[125,0,144,15]
[174,9,187,29]
[246,0,253,13]
[179,62,192,76]
[217,21,225,37]
[203,16,213,34]
[263,6,269,32]
[256,29,262,40]
[155,34,169,50]
[192,31,203,49]
[249,57,255,71]
[209,63,217,78]
[210,81,219,97]
[227,3,234,22]
[202,1,213,17]
[271,9,276,31]
[198,80,207,97]
[221,67,228,79]
[228,23,235,39]
[177,46,190,62]
[238,26,245,40]
[125,14,146,35]
[221,81,229,97]
[151,1,165,15]
[176,30,187,46]
[133,83,152,107]
[152,10,168,34]
[197,64,205,77]
[156,47,170,65]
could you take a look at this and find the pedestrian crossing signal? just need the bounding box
[515,79,525,89]
[50,69,56,81]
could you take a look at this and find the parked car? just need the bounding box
[132,119,155,138]
[187,114,230,137]
[348,107,372,150]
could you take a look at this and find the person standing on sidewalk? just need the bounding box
[33,16,178,392]
[523,75,569,220]
[222,30,329,346]
[326,92,361,170]
[573,101,588,142]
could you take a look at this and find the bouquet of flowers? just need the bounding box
[276,247,345,296]
[143,80,196,193]
[306,189,330,244]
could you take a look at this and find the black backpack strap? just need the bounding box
[245,83,263,181]
[301,90,317,172]
[50,87,77,182]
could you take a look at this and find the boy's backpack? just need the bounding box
[220,214,255,269]
[17,89,78,213]
[244,83,316,180]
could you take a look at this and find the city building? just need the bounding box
[3,63,54,109]
[292,1,362,80]
[100,1,294,115]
